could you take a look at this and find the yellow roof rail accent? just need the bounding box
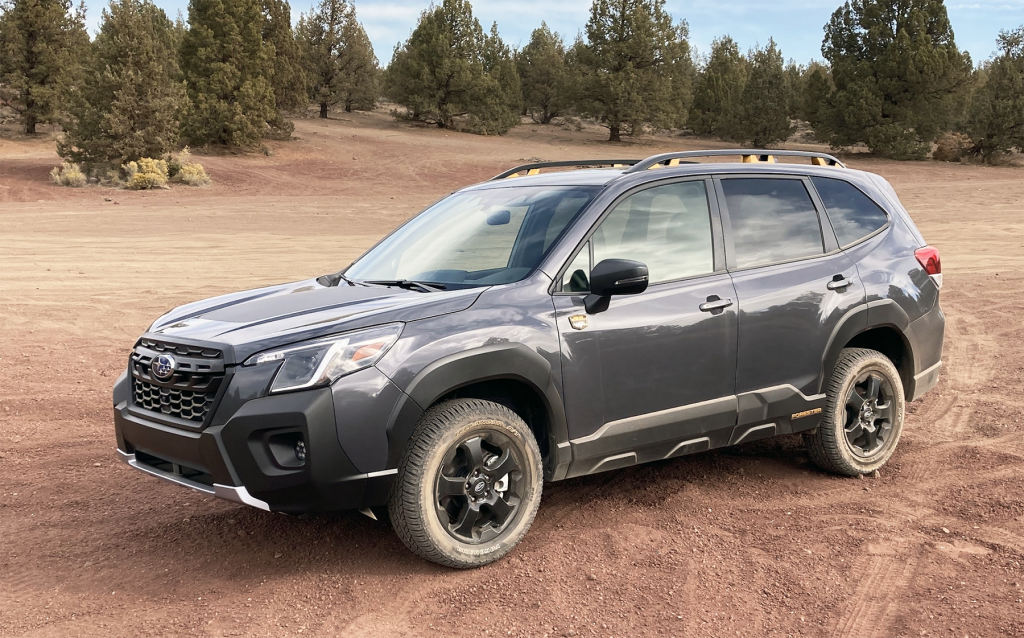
[742,154,776,163]
[526,168,540,175]
[647,158,681,170]
[810,156,843,167]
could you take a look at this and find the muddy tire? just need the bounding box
[804,348,906,476]
[387,399,543,568]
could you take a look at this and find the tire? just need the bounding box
[803,347,906,476]
[387,398,543,568]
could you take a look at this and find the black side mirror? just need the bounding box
[585,258,649,313]
[486,210,511,226]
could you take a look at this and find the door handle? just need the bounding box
[827,276,852,291]
[699,296,734,312]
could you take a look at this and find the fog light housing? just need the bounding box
[295,439,306,463]
[265,431,307,469]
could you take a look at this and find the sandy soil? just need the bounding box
[2,111,1023,638]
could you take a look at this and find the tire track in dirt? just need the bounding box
[831,548,918,638]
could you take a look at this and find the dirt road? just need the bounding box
[2,112,1023,637]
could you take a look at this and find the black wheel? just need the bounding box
[804,348,906,476]
[387,399,543,568]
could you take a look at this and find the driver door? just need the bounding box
[552,178,739,477]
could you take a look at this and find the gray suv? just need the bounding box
[113,150,944,567]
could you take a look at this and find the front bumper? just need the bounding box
[114,367,410,514]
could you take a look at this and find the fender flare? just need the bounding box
[384,343,571,478]
[819,299,916,394]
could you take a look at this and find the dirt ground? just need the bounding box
[2,111,1023,638]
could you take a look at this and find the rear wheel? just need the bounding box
[388,399,543,568]
[804,348,906,476]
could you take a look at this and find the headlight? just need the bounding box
[244,323,403,394]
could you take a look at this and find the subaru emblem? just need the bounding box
[151,354,177,380]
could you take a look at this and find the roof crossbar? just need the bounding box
[626,149,846,171]
[491,159,643,180]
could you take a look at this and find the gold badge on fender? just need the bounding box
[791,407,823,420]
[568,314,588,330]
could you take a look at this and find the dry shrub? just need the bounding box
[177,163,211,186]
[50,161,87,187]
[123,157,169,190]
[168,147,211,186]
[933,132,973,162]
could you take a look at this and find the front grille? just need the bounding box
[133,379,214,422]
[130,339,226,425]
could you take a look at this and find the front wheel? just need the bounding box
[388,399,543,568]
[804,348,906,476]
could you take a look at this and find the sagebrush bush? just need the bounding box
[168,147,211,186]
[50,162,87,187]
[123,157,169,189]
[933,132,973,162]
[177,163,211,186]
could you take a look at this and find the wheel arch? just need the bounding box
[821,301,917,396]
[385,343,571,480]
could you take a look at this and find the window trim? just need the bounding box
[550,176,725,295]
[713,174,840,273]
[806,176,892,250]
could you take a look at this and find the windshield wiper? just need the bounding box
[317,272,361,287]
[363,279,447,293]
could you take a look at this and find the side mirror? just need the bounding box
[486,210,511,226]
[585,259,649,313]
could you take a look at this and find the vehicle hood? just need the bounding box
[144,279,484,363]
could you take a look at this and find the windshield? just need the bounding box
[345,186,600,288]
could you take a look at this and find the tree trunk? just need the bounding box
[24,113,37,135]
[608,124,621,143]
[319,102,329,119]
[345,102,352,113]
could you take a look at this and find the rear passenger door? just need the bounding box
[715,175,866,440]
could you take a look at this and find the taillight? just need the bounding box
[915,246,941,275]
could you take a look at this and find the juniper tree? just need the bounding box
[0,0,89,134]
[740,39,793,147]
[518,22,574,124]
[818,0,971,158]
[575,0,693,142]
[59,0,186,166]
[688,36,748,139]
[384,0,518,134]
[298,0,377,118]
[262,0,307,118]
[965,27,1024,161]
[180,0,278,146]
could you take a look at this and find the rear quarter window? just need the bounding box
[811,177,889,247]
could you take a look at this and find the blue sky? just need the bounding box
[85,0,1024,65]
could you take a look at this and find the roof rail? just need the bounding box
[491,159,643,180]
[626,149,846,172]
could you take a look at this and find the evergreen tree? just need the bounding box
[384,0,518,134]
[180,0,278,146]
[518,22,574,124]
[574,0,692,142]
[298,0,377,118]
[818,0,972,158]
[58,0,186,166]
[740,39,793,147]
[803,62,835,138]
[262,0,307,116]
[0,0,89,134]
[965,26,1024,161]
[783,61,804,120]
[688,36,748,139]
[472,23,521,133]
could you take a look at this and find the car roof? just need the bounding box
[463,161,878,191]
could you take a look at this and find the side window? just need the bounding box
[562,241,591,292]
[591,181,715,284]
[811,177,889,247]
[720,178,824,269]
